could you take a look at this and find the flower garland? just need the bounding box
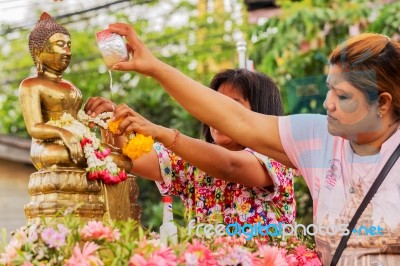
[45,110,154,185]
[46,111,127,185]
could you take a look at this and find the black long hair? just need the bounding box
[201,68,283,143]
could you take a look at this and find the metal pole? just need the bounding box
[236,40,247,69]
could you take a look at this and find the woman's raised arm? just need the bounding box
[108,23,293,167]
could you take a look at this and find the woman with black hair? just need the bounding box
[85,69,296,226]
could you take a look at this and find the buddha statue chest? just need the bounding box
[39,80,83,120]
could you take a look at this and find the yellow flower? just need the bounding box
[108,118,123,134]
[237,203,251,214]
[108,118,154,160]
[122,134,154,160]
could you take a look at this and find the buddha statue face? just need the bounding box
[38,33,71,74]
[29,12,71,75]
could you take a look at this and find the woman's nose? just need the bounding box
[323,91,335,111]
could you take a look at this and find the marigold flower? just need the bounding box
[108,118,123,134]
[122,134,155,160]
[108,117,154,160]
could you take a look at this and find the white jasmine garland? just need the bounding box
[46,111,127,184]
[77,110,113,129]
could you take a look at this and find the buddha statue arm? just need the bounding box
[19,82,83,163]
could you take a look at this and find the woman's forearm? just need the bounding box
[156,127,272,187]
[130,149,163,182]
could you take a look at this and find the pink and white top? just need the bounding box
[279,114,400,266]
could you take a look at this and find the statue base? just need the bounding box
[24,169,105,222]
[103,174,141,221]
[24,168,141,223]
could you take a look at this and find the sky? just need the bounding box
[0,0,194,36]
[0,0,100,23]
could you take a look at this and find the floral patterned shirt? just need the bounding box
[154,143,296,225]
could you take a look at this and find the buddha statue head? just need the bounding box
[28,12,71,76]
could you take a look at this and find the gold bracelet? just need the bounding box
[165,129,180,149]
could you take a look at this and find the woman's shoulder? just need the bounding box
[279,113,333,141]
[244,148,293,171]
[280,113,327,126]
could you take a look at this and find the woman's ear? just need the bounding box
[378,92,393,115]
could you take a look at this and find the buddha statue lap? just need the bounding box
[19,12,140,223]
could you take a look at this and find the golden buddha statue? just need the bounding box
[19,12,140,223]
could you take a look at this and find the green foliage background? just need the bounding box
[0,0,399,229]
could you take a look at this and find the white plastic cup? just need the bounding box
[96,29,128,68]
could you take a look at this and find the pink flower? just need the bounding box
[80,221,120,242]
[80,138,92,147]
[129,245,178,266]
[21,263,34,266]
[27,224,39,243]
[41,224,69,248]
[129,254,167,266]
[285,254,299,266]
[118,170,128,182]
[87,169,100,180]
[129,247,177,266]
[280,249,299,266]
[102,148,111,157]
[152,247,177,265]
[100,169,127,184]
[255,245,289,266]
[94,148,111,159]
[8,230,27,249]
[101,171,120,184]
[217,245,254,266]
[213,235,247,246]
[0,245,18,265]
[129,254,150,266]
[94,151,104,159]
[182,239,217,266]
[253,236,269,246]
[99,169,113,184]
[184,253,199,266]
[66,242,103,266]
[292,246,322,266]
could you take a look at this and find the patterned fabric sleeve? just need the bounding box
[245,148,293,200]
[153,142,189,196]
[244,148,296,224]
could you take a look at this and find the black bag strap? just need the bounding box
[330,142,400,266]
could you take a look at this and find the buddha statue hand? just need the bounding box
[59,129,84,164]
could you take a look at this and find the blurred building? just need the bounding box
[244,0,281,24]
[0,134,33,234]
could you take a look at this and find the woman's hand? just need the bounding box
[84,97,116,117]
[108,23,161,76]
[112,104,161,139]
